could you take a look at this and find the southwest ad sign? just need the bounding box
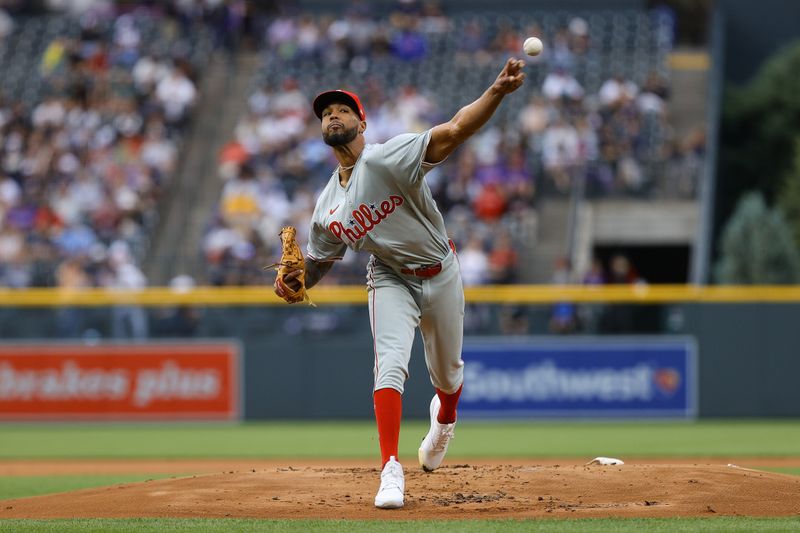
[0,342,241,421]
[460,337,697,418]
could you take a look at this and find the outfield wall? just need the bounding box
[0,287,798,419]
[230,302,800,419]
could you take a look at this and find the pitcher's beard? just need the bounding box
[323,126,358,146]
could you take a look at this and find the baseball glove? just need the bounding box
[267,226,315,306]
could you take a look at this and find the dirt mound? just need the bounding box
[2,462,799,520]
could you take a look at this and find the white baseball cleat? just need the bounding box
[374,456,404,509]
[418,394,456,472]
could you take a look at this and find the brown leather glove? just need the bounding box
[267,226,315,306]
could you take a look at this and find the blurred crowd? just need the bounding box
[0,2,216,294]
[203,0,702,286]
[0,0,705,299]
[547,252,646,335]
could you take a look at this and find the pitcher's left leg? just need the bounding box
[418,263,465,471]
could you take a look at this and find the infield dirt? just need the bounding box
[1,459,799,519]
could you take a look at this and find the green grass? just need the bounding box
[0,475,173,500]
[761,467,800,476]
[0,420,799,459]
[1,518,800,532]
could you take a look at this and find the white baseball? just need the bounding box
[523,37,543,57]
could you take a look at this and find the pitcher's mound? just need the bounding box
[2,463,800,520]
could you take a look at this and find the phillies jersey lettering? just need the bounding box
[329,195,404,243]
[308,129,450,271]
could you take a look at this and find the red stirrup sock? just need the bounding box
[373,388,402,467]
[435,385,462,424]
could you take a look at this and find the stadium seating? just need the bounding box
[201,4,689,286]
[0,4,699,289]
[0,8,213,289]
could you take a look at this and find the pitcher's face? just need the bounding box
[321,103,363,146]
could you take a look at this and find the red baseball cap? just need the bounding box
[313,89,366,121]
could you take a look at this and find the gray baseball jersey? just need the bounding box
[307,130,450,270]
[308,129,465,395]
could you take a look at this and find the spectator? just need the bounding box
[599,74,639,108]
[487,232,518,284]
[567,17,590,56]
[608,253,640,284]
[32,96,66,129]
[0,227,27,287]
[577,256,605,332]
[473,183,506,222]
[458,237,489,286]
[541,67,584,101]
[155,64,197,126]
[220,163,262,240]
[112,14,142,68]
[295,15,322,59]
[599,253,642,332]
[503,146,536,211]
[490,22,522,57]
[210,0,246,57]
[140,119,177,178]
[272,77,307,117]
[54,257,90,338]
[419,1,450,35]
[132,53,170,96]
[636,72,668,116]
[583,257,606,285]
[549,27,575,70]
[106,240,148,339]
[519,94,551,137]
[204,218,245,267]
[395,85,434,133]
[498,305,529,335]
[247,83,274,116]
[549,256,579,334]
[542,116,581,192]
[153,274,202,337]
[455,19,491,65]
[389,16,427,61]
[41,37,69,78]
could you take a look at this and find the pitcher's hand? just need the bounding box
[490,58,526,95]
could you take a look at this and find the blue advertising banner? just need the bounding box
[460,337,697,418]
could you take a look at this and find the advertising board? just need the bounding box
[0,342,241,420]
[460,337,697,418]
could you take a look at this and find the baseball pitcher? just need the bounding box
[274,58,526,509]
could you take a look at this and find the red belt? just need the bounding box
[400,241,456,278]
[400,263,443,278]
